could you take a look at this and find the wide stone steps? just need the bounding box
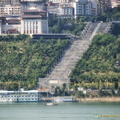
[39,22,112,91]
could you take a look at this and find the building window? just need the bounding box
[36,21,38,33]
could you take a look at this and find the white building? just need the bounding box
[58,3,74,18]
[49,0,69,3]
[1,16,21,34]
[0,7,48,35]
[73,0,97,17]
[21,7,48,34]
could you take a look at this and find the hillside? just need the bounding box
[49,17,85,36]
[112,23,120,36]
[70,34,120,90]
[0,35,70,90]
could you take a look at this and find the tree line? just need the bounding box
[70,34,120,91]
[49,15,85,36]
[0,35,71,90]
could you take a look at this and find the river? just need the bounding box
[0,102,120,120]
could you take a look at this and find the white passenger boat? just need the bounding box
[0,98,16,103]
[54,97,78,103]
[0,90,43,102]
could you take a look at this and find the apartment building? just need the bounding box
[0,0,20,5]
[58,3,74,18]
[111,0,120,8]
[49,0,69,3]
[73,0,97,17]
[0,5,21,16]
[97,0,111,14]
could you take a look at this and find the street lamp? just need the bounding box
[115,61,120,67]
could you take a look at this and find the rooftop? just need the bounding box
[22,7,47,19]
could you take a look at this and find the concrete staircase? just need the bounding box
[38,22,112,92]
[97,22,113,34]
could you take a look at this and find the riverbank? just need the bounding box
[76,97,120,102]
[43,96,120,102]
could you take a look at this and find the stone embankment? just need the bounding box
[41,97,120,102]
[77,97,120,102]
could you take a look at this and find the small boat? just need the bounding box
[46,102,54,106]
[46,102,57,106]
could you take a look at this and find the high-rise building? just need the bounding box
[73,0,97,17]
[58,3,74,18]
[0,5,21,16]
[97,0,111,14]
[111,0,120,8]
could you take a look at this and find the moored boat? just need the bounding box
[54,97,78,103]
[46,102,54,106]
[46,102,58,106]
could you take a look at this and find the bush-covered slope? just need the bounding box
[49,16,85,36]
[70,34,120,89]
[0,35,70,90]
[112,23,120,36]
